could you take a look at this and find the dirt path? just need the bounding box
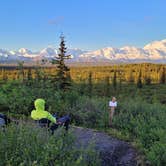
[73,126,138,166]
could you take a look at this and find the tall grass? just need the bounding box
[0,123,100,166]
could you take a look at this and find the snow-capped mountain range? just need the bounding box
[0,39,166,63]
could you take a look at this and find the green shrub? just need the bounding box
[113,98,166,165]
[0,123,100,166]
[0,81,166,165]
[67,96,108,128]
[146,142,166,166]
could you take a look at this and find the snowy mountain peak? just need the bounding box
[40,47,57,58]
[144,39,166,50]
[0,39,166,63]
[18,48,32,55]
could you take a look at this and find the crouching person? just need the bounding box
[31,99,70,134]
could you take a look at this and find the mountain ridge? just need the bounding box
[0,39,166,63]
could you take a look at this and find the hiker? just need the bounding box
[31,98,70,133]
[108,97,117,127]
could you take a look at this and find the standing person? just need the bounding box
[108,97,117,127]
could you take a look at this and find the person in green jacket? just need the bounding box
[31,98,56,124]
[31,98,70,133]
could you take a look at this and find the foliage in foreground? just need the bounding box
[0,81,166,166]
[113,99,166,166]
[0,124,100,166]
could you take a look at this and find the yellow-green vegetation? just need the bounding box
[0,63,165,166]
[0,63,165,85]
[0,123,100,166]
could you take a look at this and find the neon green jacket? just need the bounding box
[31,99,56,123]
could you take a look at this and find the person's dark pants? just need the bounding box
[57,115,70,130]
[50,115,70,134]
[37,115,70,134]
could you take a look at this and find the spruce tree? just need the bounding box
[52,34,71,90]
[105,76,110,96]
[26,68,33,85]
[119,71,122,90]
[159,67,165,84]
[27,68,33,81]
[87,72,93,97]
[128,70,134,83]
[137,70,143,88]
[17,61,25,82]
[112,70,117,90]
[145,72,151,85]
[34,64,43,82]
[2,70,8,82]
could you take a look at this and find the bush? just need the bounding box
[146,142,166,166]
[0,123,100,166]
[113,98,166,165]
[68,96,108,128]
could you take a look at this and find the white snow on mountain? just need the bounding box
[0,38,166,63]
[144,39,166,51]
[78,39,166,62]
[18,48,32,55]
[40,47,57,58]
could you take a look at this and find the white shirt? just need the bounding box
[109,101,117,107]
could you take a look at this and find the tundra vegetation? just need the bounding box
[0,57,165,166]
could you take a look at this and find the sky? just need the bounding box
[0,0,166,51]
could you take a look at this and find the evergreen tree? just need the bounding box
[128,70,134,83]
[105,76,110,96]
[159,67,165,84]
[17,61,25,82]
[137,70,143,88]
[2,69,8,82]
[87,72,93,97]
[27,68,33,81]
[119,71,122,90]
[26,68,33,85]
[35,64,42,82]
[145,72,151,85]
[112,70,117,90]
[52,34,71,90]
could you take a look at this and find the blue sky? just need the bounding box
[0,0,165,51]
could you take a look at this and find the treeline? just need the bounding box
[0,63,165,85]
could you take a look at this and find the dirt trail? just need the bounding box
[73,126,138,166]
